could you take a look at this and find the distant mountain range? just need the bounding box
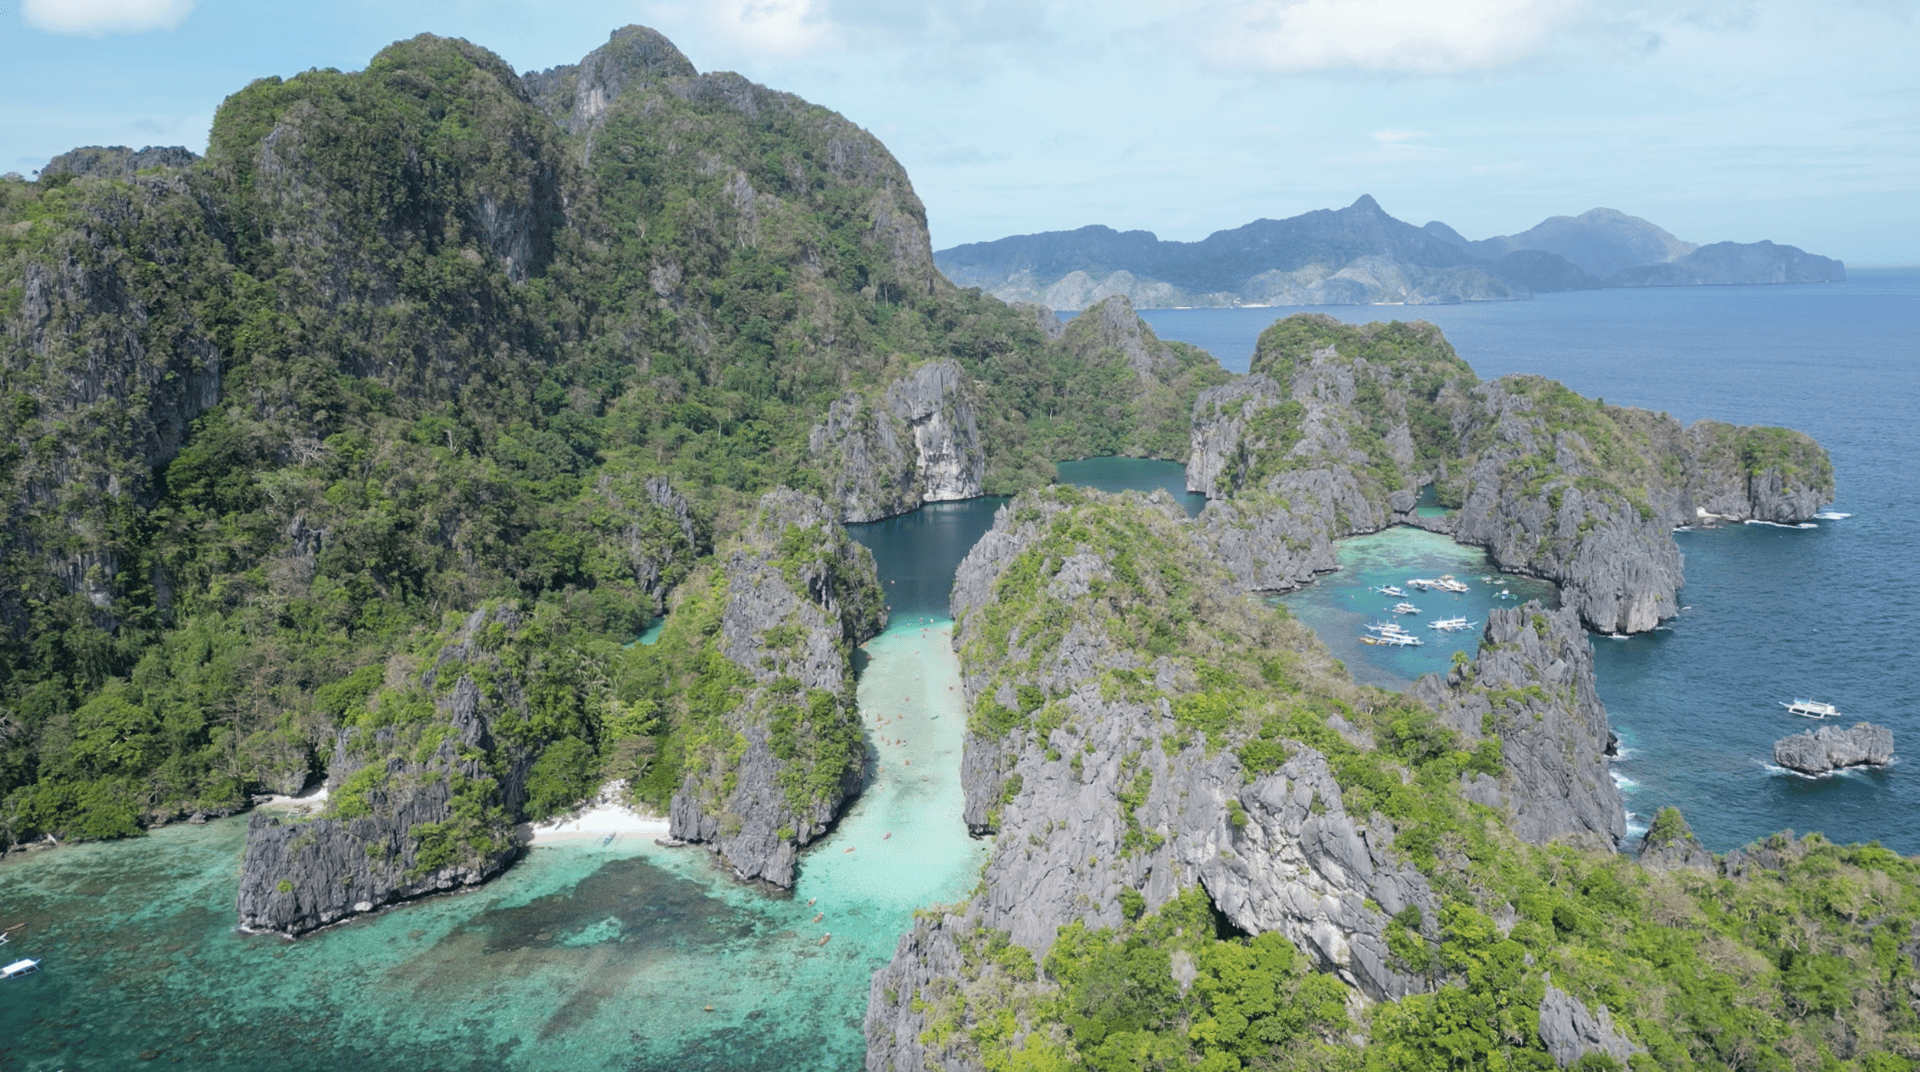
[935,196,1845,309]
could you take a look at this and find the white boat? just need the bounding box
[1781,699,1841,720]
[1360,631,1423,646]
[2,959,39,979]
[1392,602,1422,615]
[1373,585,1406,597]
[1365,620,1410,634]
[1428,617,1477,632]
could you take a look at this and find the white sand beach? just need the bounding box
[528,800,671,844]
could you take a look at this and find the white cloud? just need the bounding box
[23,0,196,36]
[638,0,838,57]
[1182,0,1592,74]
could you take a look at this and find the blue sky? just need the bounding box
[2,0,1915,262]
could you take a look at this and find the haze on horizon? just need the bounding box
[1,0,1914,264]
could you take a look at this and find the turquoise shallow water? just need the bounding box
[0,618,983,1072]
[1274,527,1559,691]
[4,270,1915,1064]
[1141,269,1920,853]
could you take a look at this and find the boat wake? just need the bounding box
[1744,519,1818,530]
[1814,511,1853,520]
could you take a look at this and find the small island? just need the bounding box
[1774,722,1895,775]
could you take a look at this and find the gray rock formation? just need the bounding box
[1412,605,1626,848]
[1183,315,1833,633]
[1539,979,1641,1067]
[1635,807,1717,873]
[235,605,535,936]
[1773,722,1894,775]
[1,171,227,635]
[1185,374,1286,498]
[871,489,1637,1070]
[1190,492,1341,592]
[40,145,198,180]
[668,489,887,886]
[808,360,985,523]
[522,25,697,138]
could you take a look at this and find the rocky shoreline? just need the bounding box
[1773,722,1894,775]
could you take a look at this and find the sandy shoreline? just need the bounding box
[526,802,671,844]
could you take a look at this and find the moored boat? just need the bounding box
[2,959,39,979]
[1781,698,1842,720]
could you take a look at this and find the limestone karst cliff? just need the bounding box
[0,23,1139,848]
[869,487,1629,1070]
[657,489,886,886]
[235,604,552,936]
[808,360,986,523]
[1185,314,1832,633]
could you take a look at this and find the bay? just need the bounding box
[1138,268,1920,852]
[3,272,1913,1069]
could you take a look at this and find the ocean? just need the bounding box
[1139,268,1920,852]
[0,271,1911,1069]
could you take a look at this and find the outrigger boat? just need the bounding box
[2,959,39,980]
[1373,585,1406,597]
[1361,632,1423,646]
[1781,699,1842,720]
[1428,617,1477,632]
[1392,602,1422,615]
[1361,621,1424,646]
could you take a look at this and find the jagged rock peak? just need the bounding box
[41,145,198,180]
[1413,603,1626,849]
[1061,294,1176,378]
[524,25,698,134]
[1635,806,1717,872]
[665,488,884,886]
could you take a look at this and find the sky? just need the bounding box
[1,0,1915,263]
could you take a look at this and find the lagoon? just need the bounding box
[3,270,1915,1068]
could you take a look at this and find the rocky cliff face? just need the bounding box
[809,361,986,523]
[667,489,886,886]
[1773,722,1894,775]
[522,25,698,139]
[1411,604,1625,848]
[1184,315,1833,633]
[1538,980,1642,1068]
[40,145,199,180]
[234,605,538,936]
[0,170,228,633]
[871,488,1635,1069]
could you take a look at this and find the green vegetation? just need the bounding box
[0,31,1216,844]
[936,493,1920,1071]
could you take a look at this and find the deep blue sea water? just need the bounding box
[0,273,1910,1069]
[1136,269,1920,852]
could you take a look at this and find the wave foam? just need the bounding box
[1815,511,1853,520]
[1744,519,1817,529]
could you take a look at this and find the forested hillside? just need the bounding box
[0,27,1221,845]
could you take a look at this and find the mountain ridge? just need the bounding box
[937,197,1845,309]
